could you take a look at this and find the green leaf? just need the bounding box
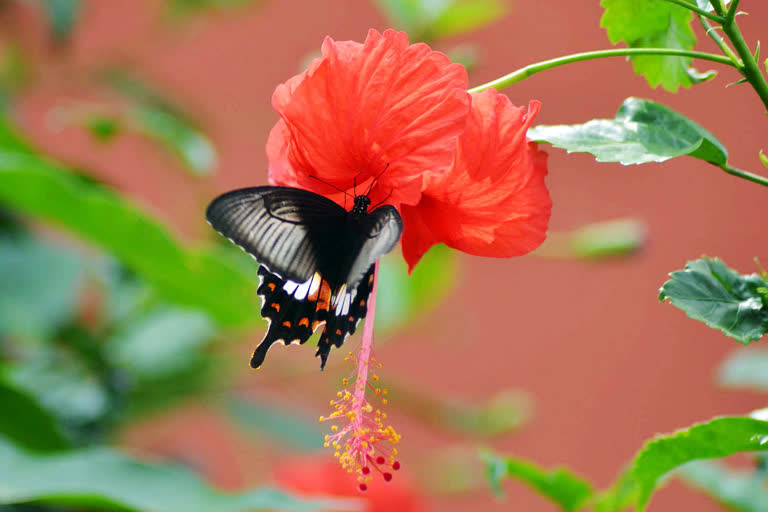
[0,135,259,327]
[695,0,730,12]
[0,437,354,511]
[0,235,84,340]
[759,150,768,169]
[376,244,457,334]
[570,218,646,259]
[718,349,768,391]
[167,0,261,17]
[679,460,768,512]
[658,257,768,344]
[630,416,768,511]
[226,397,326,452]
[529,97,728,166]
[481,451,594,511]
[41,0,81,42]
[600,0,700,91]
[0,376,71,452]
[373,0,503,41]
[107,307,216,379]
[428,0,505,39]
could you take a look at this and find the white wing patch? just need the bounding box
[283,272,323,301]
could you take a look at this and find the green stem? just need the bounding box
[468,48,734,93]
[658,0,724,22]
[698,15,740,65]
[719,163,768,187]
[717,0,768,112]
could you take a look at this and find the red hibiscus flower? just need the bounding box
[267,29,551,269]
[274,458,427,512]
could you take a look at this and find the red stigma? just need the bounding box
[361,466,371,475]
[383,472,393,481]
[392,461,401,470]
[359,483,368,492]
[376,456,386,464]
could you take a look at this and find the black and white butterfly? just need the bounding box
[206,186,403,369]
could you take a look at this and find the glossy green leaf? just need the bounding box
[107,307,216,379]
[482,451,594,511]
[659,257,768,344]
[376,244,456,334]
[0,235,84,340]
[718,349,768,391]
[529,98,728,166]
[0,438,354,511]
[226,397,326,452]
[679,460,768,512]
[0,376,71,452]
[630,416,768,510]
[600,0,700,91]
[0,139,259,327]
[41,0,81,42]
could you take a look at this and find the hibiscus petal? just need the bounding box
[268,29,469,208]
[401,89,551,270]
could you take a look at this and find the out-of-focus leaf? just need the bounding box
[133,106,217,175]
[695,0,730,12]
[600,0,701,92]
[718,349,768,391]
[101,72,217,175]
[85,114,122,143]
[40,0,81,42]
[167,0,260,17]
[0,235,84,340]
[107,307,215,380]
[535,218,646,260]
[759,150,768,169]
[630,416,768,511]
[679,460,768,512]
[428,0,505,39]
[481,451,594,511]
[659,257,768,344]
[376,244,456,334]
[529,97,728,166]
[0,437,356,511]
[0,375,71,452]
[391,383,530,437]
[445,44,479,72]
[0,43,29,109]
[0,126,259,327]
[226,397,326,452]
[373,0,503,41]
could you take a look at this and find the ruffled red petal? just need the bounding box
[401,89,551,270]
[267,29,470,208]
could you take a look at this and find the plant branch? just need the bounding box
[658,0,724,22]
[719,163,768,187]
[698,15,740,64]
[468,48,734,93]
[717,1,768,112]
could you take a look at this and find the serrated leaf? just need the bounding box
[718,349,768,391]
[631,416,768,511]
[600,0,698,91]
[679,460,768,512]
[0,118,259,327]
[481,452,594,511]
[529,97,728,166]
[0,437,354,511]
[659,257,768,344]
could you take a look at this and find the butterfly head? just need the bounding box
[351,194,371,216]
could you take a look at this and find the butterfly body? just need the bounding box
[206,186,402,369]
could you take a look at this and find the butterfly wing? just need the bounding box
[344,205,404,288]
[206,186,347,284]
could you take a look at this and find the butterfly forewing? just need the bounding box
[206,186,347,283]
[344,205,403,288]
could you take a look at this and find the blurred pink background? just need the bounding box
[7,0,768,510]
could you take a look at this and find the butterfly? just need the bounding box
[206,186,403,369]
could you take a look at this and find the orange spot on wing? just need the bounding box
[335,329,343,335]
[271,302,280,312]
[359,299,366,307]
[348,316,354,322]
[267,282,276,291]
[299,317,310,327]
[282,321,291,328]
[316,280,332,312]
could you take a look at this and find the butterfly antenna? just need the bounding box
[370,188,394,209]
[364,162,390,196]
[308,174,354,198]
